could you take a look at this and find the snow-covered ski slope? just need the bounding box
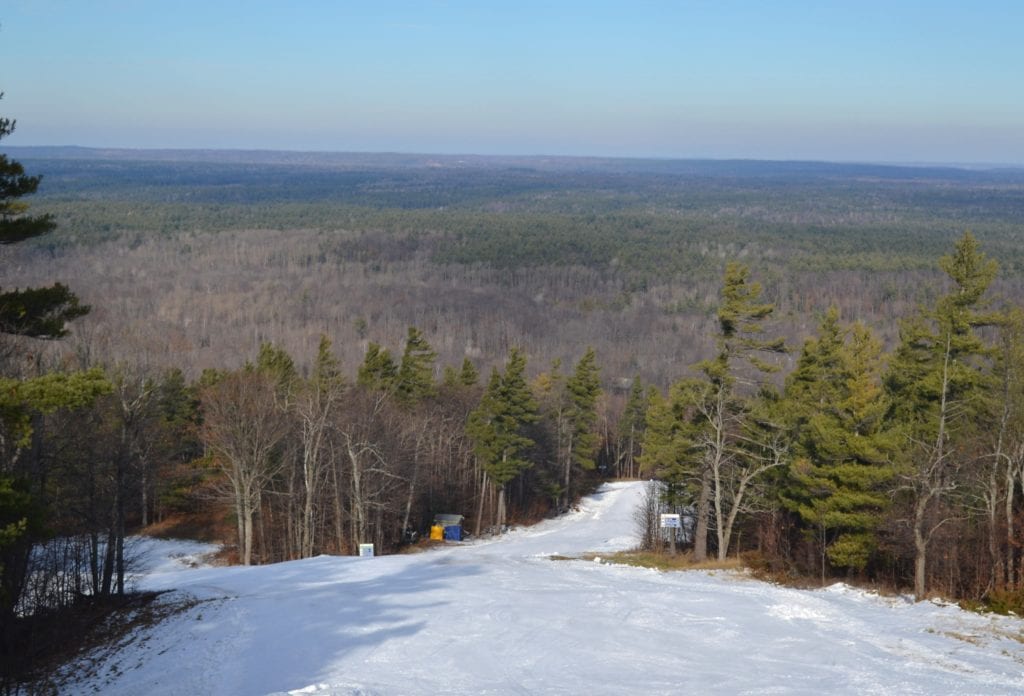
[62,481,1024,695]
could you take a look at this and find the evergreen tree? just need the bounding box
[530,359,567,505]
[639,381,701,508]
[715,261,786,376]
[442,358,479,389]
[395,326,437,404]
[562,347,601,504]
[617,376,649,479]
[442,365,459,387]
[312,334,343,389]
[0,95,88,340]
[357,342,397,391]
[884,232,997,600]
[466,348,539,530]
[684,262,786,560]
[991,308,1024,588]
[252,342,298,406]
[783,308,898,574]
[458,357,479,387]
[0,369,112,619]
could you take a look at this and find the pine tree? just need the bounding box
[716,261,786,376]
[685,262,786,560]
[442,365,459,387]
[466,348,539,530]
[458,357,479,387]
[357,342,397,391]
[530,359,567,505]
[395,326,437,404]
[0,368,112,617]
[991,308,1024,588]
[783,309,898,575]
[312,334,343,389]
[639,380,701,509]
[562,347,601,505]
[0,95,88,341]
[617,376,649,479]
[253,342,298,404]
[885,232,997,600]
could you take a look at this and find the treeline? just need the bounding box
[25,196,1024,277]
[639,233,1024,605]
[5,153,1024,399]
[1,328,617,630]
[16,152,1024,277]
[7,220,1024,393]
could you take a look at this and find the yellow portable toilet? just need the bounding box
[433,514,465,541]
[430,524,445,541]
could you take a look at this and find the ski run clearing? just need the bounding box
[57,481,1024,695]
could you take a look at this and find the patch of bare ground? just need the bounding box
[550,549,745,573]
[3,592,206,695]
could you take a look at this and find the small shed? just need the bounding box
[431,513,465,541]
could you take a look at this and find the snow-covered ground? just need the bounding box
[59,481,1024,695]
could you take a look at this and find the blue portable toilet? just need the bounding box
[434,514,464,541]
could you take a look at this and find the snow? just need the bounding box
[58,481,1024,695]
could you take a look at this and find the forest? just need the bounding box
[3,143,1024,683]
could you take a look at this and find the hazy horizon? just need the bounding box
[9,144,1023,172]
[3,1,1023,165]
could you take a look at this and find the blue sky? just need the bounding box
[2,1,1022,163]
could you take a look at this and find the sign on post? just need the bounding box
[660,514,682,529]
[358,543,375,558]
[660,514,682,556]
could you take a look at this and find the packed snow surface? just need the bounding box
[61,482,1024,695]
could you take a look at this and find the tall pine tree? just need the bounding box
[617,377,650,479]
[395,327,437,404]
[466,348,538,531]
[783,308,898,575]
[357,342,397,391]
[687,262,786,560]
[885,232,997,600]
[1,95,88,342]
[562,348,601,506]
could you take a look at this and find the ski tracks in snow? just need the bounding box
[59,481,1024,695]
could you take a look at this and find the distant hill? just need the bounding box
[7,145,1024,182]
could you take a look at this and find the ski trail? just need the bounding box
[58,481,1024,696]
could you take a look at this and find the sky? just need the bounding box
[2,1,1023,163]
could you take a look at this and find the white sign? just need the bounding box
[358,543,375,557]
[660,514,682,529]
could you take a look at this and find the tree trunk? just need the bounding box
[496,485,507,531]
[474,470,487,537]
[242,499,254,566]
[913,495,931,601]
[115,458,126,595]
[1007,454,1020,588]
[101,528,115,596]
[694,466,711,561]
[714,464,726,562]
[914,531,928,601]
[563,441,572,510]
[331,456,345,554]
[141,456,149,528]
[348,440,367,552]
[234,478,246,564]
[89,531,100,596]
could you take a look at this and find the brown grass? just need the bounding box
[550,550,746,573]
